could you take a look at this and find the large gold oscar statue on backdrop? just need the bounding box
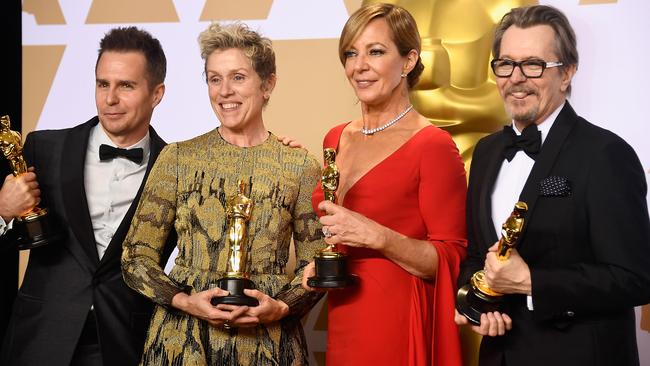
[360,1,538,365]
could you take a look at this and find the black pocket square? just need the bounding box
[539,176,571,197]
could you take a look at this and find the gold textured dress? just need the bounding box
[122,129,324,365]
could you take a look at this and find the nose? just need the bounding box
[509,64,527,83]
[218,79,234,97]
[353,53,369,73]
[106,87,119,105]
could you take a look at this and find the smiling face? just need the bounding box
[95,51,164,147]
[496,25,575,128]
[343,18,413,107]
[206,48,275,135]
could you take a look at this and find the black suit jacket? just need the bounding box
[0,117,176,366]
[0,159,18,347]
[459,103,650,366]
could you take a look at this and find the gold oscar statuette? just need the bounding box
[307,148,356,289]
[456,201,528,325]
[211,179,259,307]
[0,115,62,249]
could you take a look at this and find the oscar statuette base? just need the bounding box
[307,253,356,289]
[15,208,63,250]
[211,277,259,307]
[456,279,503,326]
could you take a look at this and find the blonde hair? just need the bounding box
[198,22,276,83]
[339,3,424,89]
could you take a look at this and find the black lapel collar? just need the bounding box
[517,102,578,246]
[477,132,509,246]
[96,126,167,273]
[61,117,100,267]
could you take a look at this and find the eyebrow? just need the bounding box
[96,78,139,85]
[206,68,249,75]
[498,55,545,61]
[348,41,387,50]
[365,42,387,49]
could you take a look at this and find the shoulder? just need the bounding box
[410,125,460,156]
[26,127,70,143]
[154,142,179,164]
[26,116,98,143]
[569,117,642,171]
[174,129,219,154]
[572,116,631,150]
[475,128,504,151]
[270,133,319,168]
[322,122,350,149]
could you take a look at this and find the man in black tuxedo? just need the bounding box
[0,27,175,366]
[455,5,650,366]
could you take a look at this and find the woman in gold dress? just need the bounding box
[122,23,323,365]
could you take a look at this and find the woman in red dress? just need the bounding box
[301,3,467,365]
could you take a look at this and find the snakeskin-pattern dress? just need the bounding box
[122,129,324,365]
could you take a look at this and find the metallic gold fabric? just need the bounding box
[122,129,324,365]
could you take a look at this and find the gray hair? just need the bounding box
[198,22,276,84]
[493,5,578,94]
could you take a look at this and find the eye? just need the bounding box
[208,76,221,85]
[343,50,358,58]
[233,74,246,82]
[496,59,515,67]
[369,48,385,56]
[96,81,108,88]
[120,82,134,89]
[522,59,545,68]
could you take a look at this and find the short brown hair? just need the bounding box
[339,3,424,89]
[493,5,578,93]
[96,27,167,89]
[198,22,276,84]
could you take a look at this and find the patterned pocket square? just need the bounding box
[539,176,572,197]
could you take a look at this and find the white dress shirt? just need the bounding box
[490,102,564,310]
[84,124,150,260]
[0,217,13,236]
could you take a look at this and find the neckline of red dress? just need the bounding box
[331,122,434,206]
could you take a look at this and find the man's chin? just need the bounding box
[506,106,538,125]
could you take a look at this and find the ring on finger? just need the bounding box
[322,226,332,238]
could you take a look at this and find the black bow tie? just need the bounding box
[99,144,144,164]
[503,124,541,162]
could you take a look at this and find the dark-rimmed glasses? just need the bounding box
[491,59,563,78]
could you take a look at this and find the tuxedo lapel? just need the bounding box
[478,134,508,246]
[96,127,167,274]
[60,117,100,268]
[517,103,578,246]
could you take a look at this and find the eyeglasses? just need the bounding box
[491,59,563,78]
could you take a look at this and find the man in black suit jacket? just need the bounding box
[455,5,650,366]
[0,27,175,366]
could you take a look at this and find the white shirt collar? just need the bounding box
[88,123,151,163]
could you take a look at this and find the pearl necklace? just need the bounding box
[361,105,414,135]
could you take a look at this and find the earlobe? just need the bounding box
[152,83,165,107]
[563,65,576,86]
[403,49,418,75]
[562,64,577,88]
